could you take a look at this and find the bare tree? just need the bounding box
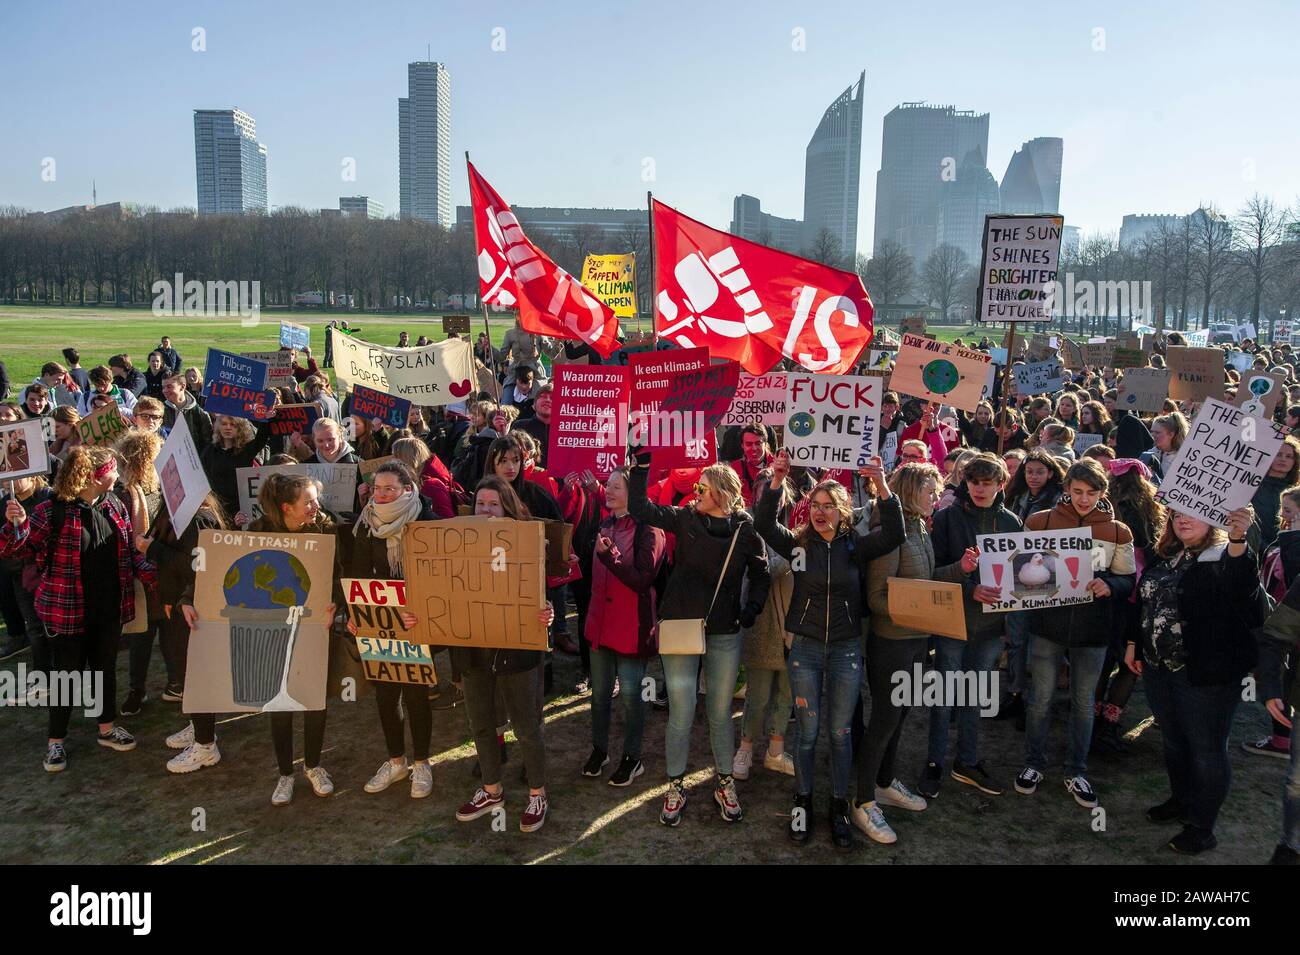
[920,243,970,321]
[857,238,915,308]
[1232,193,1289,337]
[805,228,842,268]
[1190,205,1235,326]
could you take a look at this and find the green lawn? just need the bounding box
[0,304,983,389]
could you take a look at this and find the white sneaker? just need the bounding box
[364,759,410,794]
[167,742,221,774]
[271,774,294,806]
[763,750,795,776]
[165,722,195,750]
[410,761,433,799]
[304,765,334,797]
[850,801,898,844]
[732,747,754,780]
[875,778,927,812]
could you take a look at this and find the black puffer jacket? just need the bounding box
[629,465,769,635]
[754,482,904,644]
[931,482,1022,640]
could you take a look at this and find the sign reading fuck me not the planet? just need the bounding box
[783,374,881,469]
[977,528,1095,613]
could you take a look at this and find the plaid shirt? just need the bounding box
[0,494,156,635]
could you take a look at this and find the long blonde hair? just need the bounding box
[116,428,162,493]
[890,462,943,518]
[698,463,743,514]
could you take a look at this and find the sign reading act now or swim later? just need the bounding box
[341,578,437,685]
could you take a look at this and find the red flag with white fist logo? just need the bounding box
[652,199,874,375]
[468,160,620,358]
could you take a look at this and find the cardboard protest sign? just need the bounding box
[1116,368,1171,413]
[628,347,715,468]
[1112,347,1148,370]
[581,253,637,318]
[0,419,50,481]
[77,400,130,447]
[280,321,310,350]
[1027,333,1057,362]
[241,350,294,387]
[402,517,548,651]
[1166,346,1225,402]
[784,374,882,469]
[205,348,268,393]
[1081,342,1115,368]
[266,402,320,438]
[988,347,1009,365]
[549,365,629,480]
[865,349,893,371]
[1073,432,1104,456]
[442,315,472,335]
[357,455,397,484]
[886,578,966,639]
[1012,358,1064,393]
[330,329,475,406]
[153,415,209,534]
[349,383,411,429]
[659,361,741,432]
[977,528,1095,613]
[976,214,1064,322]
[1155,399,1285,528]
[183,530,337,714]
[236,463,358,519]
[889,334,993,412]
[724,372,787,427]
[900,316,927,336]
[341,578,437,685]
[881,431,899,471]
[1233,369,1287,418]
[1058,338,1083,368]
[542,520,575,578]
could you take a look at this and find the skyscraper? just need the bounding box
[399,61,452,227]
[802,71,864,265]
[1000,137,1063,215]
[730,195,804,255]
[937,147,1001,266]
[193,108,267,214]
[873,103,989,267]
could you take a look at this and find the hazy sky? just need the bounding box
[3,0,1297,251]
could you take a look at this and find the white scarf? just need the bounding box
[355,489,423,574]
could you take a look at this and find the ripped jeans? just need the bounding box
[787,635,861,800]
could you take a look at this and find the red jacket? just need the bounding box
[585,514,664,657]
[418,457,457,518]
[0,494,156,635]
[730,454,773,508]
[900,420,949,465]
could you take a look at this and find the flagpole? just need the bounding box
[466,150,501,401]
[646,191,657,347]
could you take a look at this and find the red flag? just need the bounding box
[468,161,620,358]
[652,199,873,375]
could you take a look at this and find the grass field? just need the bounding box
[0,304,981,388]
[0,641,1285,865]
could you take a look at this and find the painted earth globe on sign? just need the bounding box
[921,359,961,395]
[788,412,815,438]
[223,550,311,610]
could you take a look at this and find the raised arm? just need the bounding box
[627,460,682,533]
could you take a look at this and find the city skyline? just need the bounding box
[3,1,1298,249]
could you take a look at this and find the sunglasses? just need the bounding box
[693,482,708,496]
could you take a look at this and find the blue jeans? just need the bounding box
[1024,638,1108,777]
[1144,665,1240,832]
[1283,711,1299,852]
[927,635,1002,768]
[1004,610,1030,696]
[787,636,861,799]
[661,631,741,779]
[590,647,648,759]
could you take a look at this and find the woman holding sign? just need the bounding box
[1,445,156,772]
[200,410,276,519]
[454,476,556,833]
[344,461,438,799]
[628,455,770,828]
[248,472,341,806]
[1132,505,1260,854]
[756,452,905,850]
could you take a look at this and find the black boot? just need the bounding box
[790,793,813,845]
[1093,718,1125,755]
[994,693,1024,721]
[829,798,854,851]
